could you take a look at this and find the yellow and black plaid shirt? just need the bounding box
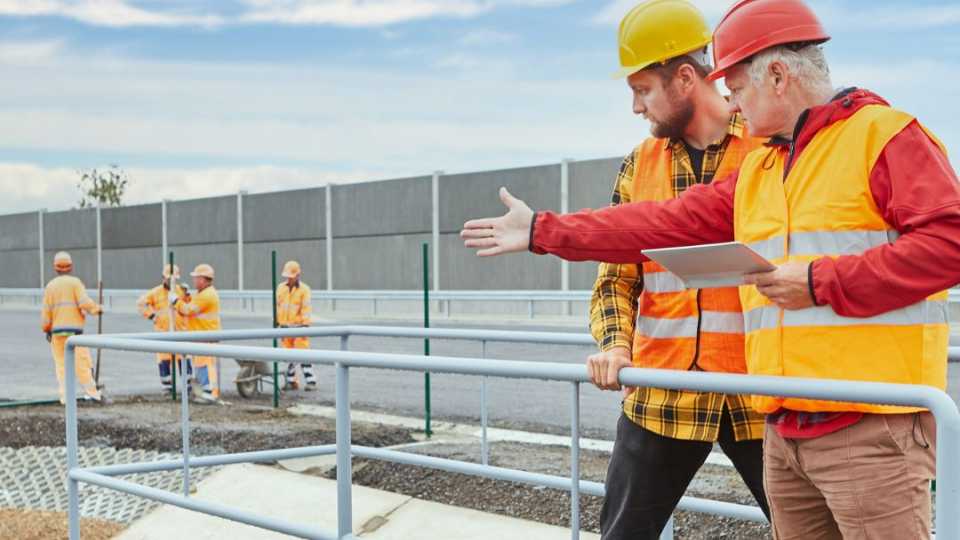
[589,114,765,442]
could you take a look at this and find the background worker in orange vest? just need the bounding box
[41,251,107,404]
[277,261,315,390]
[462,0,960,537]
[174,263,221,404]
[585,2,768,537]
[137,264,188,394]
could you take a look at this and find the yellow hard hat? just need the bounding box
[281,260,302,279]
[614,0,713,78]
[53,251,73,271]
[162,264,181,280]
[190,263,215,280]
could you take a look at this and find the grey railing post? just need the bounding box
[65,341,80,540]
[336,362,353,539]
[570,381,580,540]
[480,340,489,466]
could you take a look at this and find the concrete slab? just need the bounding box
[116,463,598,539]
[116,464,408,539]
[362,497,600,540]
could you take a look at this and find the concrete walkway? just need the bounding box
[116,463,599,539]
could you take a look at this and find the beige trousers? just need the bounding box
[764,412,936,539]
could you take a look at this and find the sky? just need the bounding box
[0,0,957,214]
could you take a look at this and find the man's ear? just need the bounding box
[768,60,789,95]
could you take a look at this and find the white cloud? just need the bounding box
[0,0,574,28]
[0,0,222,27]
[593,0,733,26]
[239,0,486,27]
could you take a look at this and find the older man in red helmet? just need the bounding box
[462,0,960,537]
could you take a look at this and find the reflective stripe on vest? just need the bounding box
[643,271,688,294]
[638,311,745,339]
[745,300,948,333]
[747,230,900,260]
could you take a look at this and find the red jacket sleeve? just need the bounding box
[812,121,960,317]
[531,172,738,263]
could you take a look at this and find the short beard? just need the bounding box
[649,90,695,140]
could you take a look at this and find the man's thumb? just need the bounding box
[499,186,517,208]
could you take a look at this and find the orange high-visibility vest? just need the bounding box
[138,284,188,332]
[176,286,221,332]
[734,105,949,414]
[41,275,100,335]
[277,282,312,327]
[630,130,765,372]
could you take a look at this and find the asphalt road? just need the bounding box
[4,306,960,441]
[0,307,621,438]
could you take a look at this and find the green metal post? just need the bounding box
[272,250,280,409]
[422,242,432,438]
[169,251,177,402]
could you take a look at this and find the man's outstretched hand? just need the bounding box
[460,187,535,256]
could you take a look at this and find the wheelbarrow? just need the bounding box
[234,359,291,399]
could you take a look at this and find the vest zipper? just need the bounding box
[689,289,703,370]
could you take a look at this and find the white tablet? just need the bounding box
[642,241,776,289]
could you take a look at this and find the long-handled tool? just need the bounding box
[94,280,104,385]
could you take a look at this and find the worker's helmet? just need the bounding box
[614,0,713,79]
[162,264,181,280]
[53,251,73,272]
[708,0,830,81]
[281,260,302,279]
[190,264,215,280]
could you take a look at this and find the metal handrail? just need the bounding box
[62,328,960,540]
[0,287,592,301]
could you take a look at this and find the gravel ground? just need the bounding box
[2,399,772,538]
[0,508,124,540]
[0,396,413,455]
[324,440,772,539]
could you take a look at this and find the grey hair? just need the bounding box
[747,44,832,94]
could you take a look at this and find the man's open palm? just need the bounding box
[460,187,535,256]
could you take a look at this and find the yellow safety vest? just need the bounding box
[734,105,949,414]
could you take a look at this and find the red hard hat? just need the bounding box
[707,0,830,81]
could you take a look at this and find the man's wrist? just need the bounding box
[527,211,538,253]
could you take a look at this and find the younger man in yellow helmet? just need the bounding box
[277,260,315,390]
[585,2,769,537]
[41,251,107,404]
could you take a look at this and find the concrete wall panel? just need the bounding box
[0,212,39,250]
[439,233,560,290]
[102,247,163,289]
[569,157,622,211]
[44,208,97,250]
[168,196,237,246]
[164,244,238,290]
[102,203,162,249]
[439,164,560,234]
[570,262,602,291]
[0,249,39,288]
[332,177,431,238]
[332,234,431,290]
[243,240,326,291]
[244,188,326,243]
